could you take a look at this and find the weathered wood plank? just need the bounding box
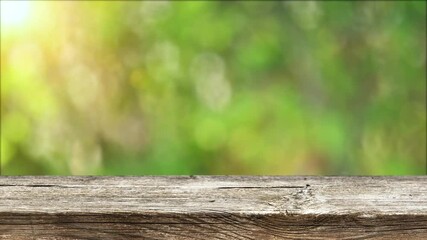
[0,176,426,239]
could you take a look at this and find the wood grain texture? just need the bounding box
[0,176,426,239]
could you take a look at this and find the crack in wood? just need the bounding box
[0,184,76,188]
[216,186,306,189]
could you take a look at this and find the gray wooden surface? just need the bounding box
[0,176,426,239]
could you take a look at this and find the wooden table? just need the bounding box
[1,176,426,239]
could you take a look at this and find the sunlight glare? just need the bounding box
[1,0,32,29]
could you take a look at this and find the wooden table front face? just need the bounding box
[1,176,426,239]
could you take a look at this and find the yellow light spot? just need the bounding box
[1,0,32,29]
[130,69,145,89]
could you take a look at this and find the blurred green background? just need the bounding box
[1,1,425,175]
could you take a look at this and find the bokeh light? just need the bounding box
[1,1,32,29]
[1,1,425,175]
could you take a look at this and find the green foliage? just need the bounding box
[1,1,425,175]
